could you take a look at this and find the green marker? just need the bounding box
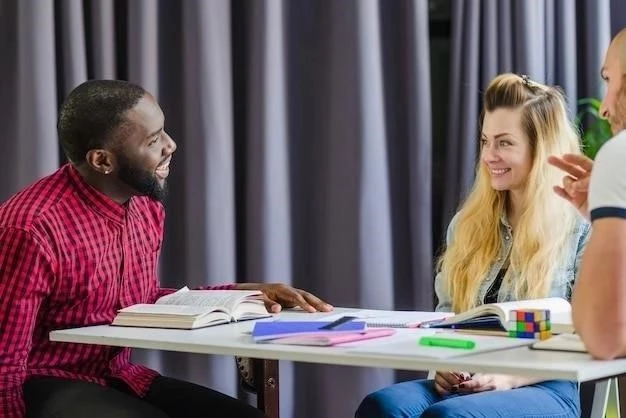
[419,336,476,349]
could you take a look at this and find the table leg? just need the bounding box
[589,378,611,418]
[253,359,279,418]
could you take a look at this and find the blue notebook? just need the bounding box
[252,321,367,342]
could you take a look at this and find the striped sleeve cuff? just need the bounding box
[590,207,626,222]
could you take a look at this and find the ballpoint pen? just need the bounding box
[319,315,358,330]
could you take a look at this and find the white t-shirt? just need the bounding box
[589,129,626,222]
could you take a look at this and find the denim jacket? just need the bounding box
[435,212,591,313]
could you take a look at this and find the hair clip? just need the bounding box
[520,74,532,87]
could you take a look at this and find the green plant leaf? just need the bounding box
[576,97,611,159]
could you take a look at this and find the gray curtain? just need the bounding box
[0,1,432,417]
[442,0,616,226]
[2,0,620,416]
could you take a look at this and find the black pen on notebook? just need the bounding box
[319,316,358,330]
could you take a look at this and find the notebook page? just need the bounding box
[317,310,453,328]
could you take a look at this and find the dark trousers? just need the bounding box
[24,375,266,418]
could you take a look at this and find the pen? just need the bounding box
[319,316,357,330]
[419,336,476,349]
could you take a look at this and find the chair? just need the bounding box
[236,356,280,418]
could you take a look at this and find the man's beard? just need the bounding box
[610,74,626,135]
[116,153,168,202]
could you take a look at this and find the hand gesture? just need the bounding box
[548,154,594,220]
[456,373,515,394]
[433,371,471,396]
[238,283,333,313]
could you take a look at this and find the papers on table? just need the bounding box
[316,310,453,328]
[347,330,536,359]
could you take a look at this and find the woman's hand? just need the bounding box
[433,371,471,396]
[456,373,518,394]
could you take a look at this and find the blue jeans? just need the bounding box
[355,379,580,418]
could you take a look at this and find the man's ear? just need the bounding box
[85,149,116,175]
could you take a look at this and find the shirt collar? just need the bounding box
[499,212,513,231]
[65,164,129,225]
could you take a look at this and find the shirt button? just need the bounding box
[505,235,510,240]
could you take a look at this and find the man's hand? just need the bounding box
[433,371,471,396]
[548,154,594,220]
[236,283,333,313]
[456,373,516,393]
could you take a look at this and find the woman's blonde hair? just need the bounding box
[440,73,582,313]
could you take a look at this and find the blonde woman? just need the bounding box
[355,74,590,418]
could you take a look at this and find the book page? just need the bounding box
[118,304,211,316]
[490,297,571,322]
[444,297,571,325]
[156,289,261,313]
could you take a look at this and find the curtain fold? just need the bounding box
[88,0,116,79]
[127,0,159,92]
[443,0,612,226]
[245,1,294,415]
[57,0,88,96]
[179,0,238,395]
[16,1,58,188]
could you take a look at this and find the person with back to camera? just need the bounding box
[550,28,626,360]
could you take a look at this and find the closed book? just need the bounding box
[252,321,367,342]
[263,328,396,346]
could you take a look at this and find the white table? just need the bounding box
[50,308,625,418]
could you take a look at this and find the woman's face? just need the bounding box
[481,107,533,193]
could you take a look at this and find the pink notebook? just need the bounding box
[264,328,396,346]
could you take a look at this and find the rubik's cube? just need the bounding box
[506,309,552,340]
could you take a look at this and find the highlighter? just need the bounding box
[419,336,476,349]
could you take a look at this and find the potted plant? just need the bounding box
[575,97,612,159]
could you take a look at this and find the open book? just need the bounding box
[421,297,572,334]
[112,287,271,329]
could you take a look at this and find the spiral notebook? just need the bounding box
[319,310,454,329]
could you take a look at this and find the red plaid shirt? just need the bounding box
[0,164,235,418]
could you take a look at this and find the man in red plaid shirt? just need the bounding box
[0,80,333,418]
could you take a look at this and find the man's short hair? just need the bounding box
[58,79,146,164]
